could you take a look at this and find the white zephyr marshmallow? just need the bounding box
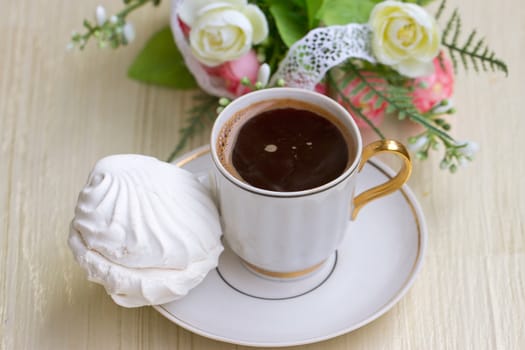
[68,154,223,307]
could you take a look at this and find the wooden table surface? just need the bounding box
[1,0,524,349]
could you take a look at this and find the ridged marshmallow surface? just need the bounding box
[68,155,223,307]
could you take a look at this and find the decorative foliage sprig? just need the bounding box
[68,0,161,50]
[437,0,508,75]
[327,59,472,173]
[69,0,508,175]
[166,94,218,163]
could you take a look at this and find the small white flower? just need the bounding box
[408,136,428,152]
[123,22,135,43]
[458,141,479,158]
[110,15,119,24]
[458,157,469,168]
[95,5,107,26]
[433,99,454,114]
[257,63,271,87]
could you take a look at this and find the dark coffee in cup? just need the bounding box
[217,99,355,192]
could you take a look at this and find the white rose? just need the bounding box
[369,1,441,77]
[179,0,268,67]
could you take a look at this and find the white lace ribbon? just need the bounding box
[170,0,376,95]
[270,24,376,90]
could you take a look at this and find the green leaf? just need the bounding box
[374,97,384,109]
[269,3,309,47]
[385,104,396,114]
[128,27,197,89]
[363,90,375,102]
[166,94,218,162]
[318,0,376,25]
[305,0,325,28]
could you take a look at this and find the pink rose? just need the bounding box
[412,52,454,113]
[336,73,387,129]
[205,50,260,97]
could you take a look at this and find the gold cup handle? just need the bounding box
[352,140,412,220]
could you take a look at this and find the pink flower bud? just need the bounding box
[206,50,260,97]
[412,52,455,113]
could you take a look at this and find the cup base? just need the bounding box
[241,259,327,281]
[216,241,337,300]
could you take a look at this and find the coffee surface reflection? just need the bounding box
[228,107,351,192]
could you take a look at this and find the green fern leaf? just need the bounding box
[460,52,468,71]
[463,30,476,51]
[385,104,396,114]
[435,0,446,20]
[363,90,375,102]
[442,9,458,43]
[472,38,484,55]
[166,93,219,162]
[439,5,508,75]
[451,15,461,47]
[341,73,357,89]
[332,63,456,143]
[374,97,384,109]
[470,54,479,72]
[352,81,367,94]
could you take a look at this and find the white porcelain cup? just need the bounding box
[210,88,411,278]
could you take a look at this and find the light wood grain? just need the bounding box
[1,0,524,349]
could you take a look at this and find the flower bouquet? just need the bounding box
[70,0,507,172]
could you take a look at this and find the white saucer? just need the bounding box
[155,145,427,347]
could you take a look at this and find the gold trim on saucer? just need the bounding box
[175,145,211,168]
[242,259,326,279]
[369,161,422,284]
